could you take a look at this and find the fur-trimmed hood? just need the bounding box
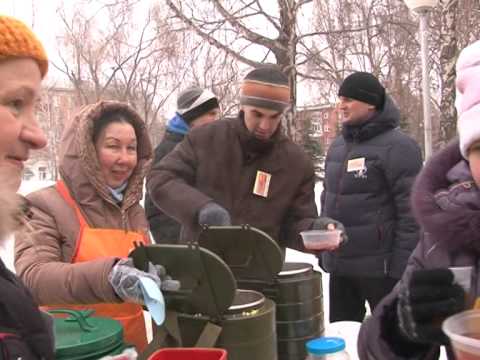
[411,140,480,250]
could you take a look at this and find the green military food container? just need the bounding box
[198,226,325,360]
[176,289,276,360]
[50,309,129,360]
[131,226,282,360]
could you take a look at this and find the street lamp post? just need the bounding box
[404,0,438,160]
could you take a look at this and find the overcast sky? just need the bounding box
[1,0,320,107]
[1,0,67,83]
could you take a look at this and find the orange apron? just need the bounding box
[45,180,149,352]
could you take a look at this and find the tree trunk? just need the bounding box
[278,0,298,141]
[438,0,459,148]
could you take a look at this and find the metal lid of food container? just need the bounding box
[227,289,265,313]
[130,243,236,319]
[50,309,124,359]
[197,225,283,284]
[278,262,313,277]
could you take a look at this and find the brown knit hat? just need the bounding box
[0,15,48,78]
[240,65,290,112]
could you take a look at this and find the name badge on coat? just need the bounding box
[253,170,271,198]
[347,157,366,172]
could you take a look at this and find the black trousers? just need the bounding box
[329,274,398,322]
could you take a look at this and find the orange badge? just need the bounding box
[253,170,271,198]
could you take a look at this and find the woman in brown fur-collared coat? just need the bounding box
[14,100,154,351]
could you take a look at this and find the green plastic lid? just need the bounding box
[50,309,125,360]
[197,225,283,284]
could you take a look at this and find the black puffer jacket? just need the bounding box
[320,96,422,279]
[0,259,54,359]
[145,129,184,243]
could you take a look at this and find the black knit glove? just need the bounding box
[198,202,231,226]
[311,217,348,243]
[397,268,466,345]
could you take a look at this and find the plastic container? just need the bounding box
[50,309,129,360]
[326,321,361,359]
[305,337,350,360]
[300,230,342,250]
[148,348,227,360]
[442,310,480,360]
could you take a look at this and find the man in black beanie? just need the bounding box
[145,86,219,243]
[320,71,423,322]
[147,64,343,250]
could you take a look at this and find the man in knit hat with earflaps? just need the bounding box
[145,87,219,243]
[320,71,423,323]
[147,65,343,249]
[358,40,480,360]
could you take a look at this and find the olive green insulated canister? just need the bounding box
[197,227,325,360]
[177,290,277,360]
[240,263,325,360]
[130,235,279,360]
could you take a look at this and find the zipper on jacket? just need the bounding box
[376,210,383,242]
[121,210,128,231]
[335,142,353,210]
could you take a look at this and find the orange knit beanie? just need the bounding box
[0,15,48,77]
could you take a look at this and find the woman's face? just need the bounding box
[0,58,47,191]
[95,121,138,188]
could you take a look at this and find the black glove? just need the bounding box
[198,202,231,226]
[397,268,466,345]
[311,217,348,243]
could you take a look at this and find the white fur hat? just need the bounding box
[456,40,480,158]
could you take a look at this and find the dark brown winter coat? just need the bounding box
[147,114,318,249]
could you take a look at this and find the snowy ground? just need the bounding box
[0,180,448,359]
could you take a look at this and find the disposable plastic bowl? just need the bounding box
[300,229,342,250]
[442,310,480,360]
[148,348,227,360]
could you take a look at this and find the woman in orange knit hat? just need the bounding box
[0,15,54,359]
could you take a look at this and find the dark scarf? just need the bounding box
[412,140,480,253]
[234,112,282,164]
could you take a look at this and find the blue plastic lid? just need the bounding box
[306,337,346,355]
